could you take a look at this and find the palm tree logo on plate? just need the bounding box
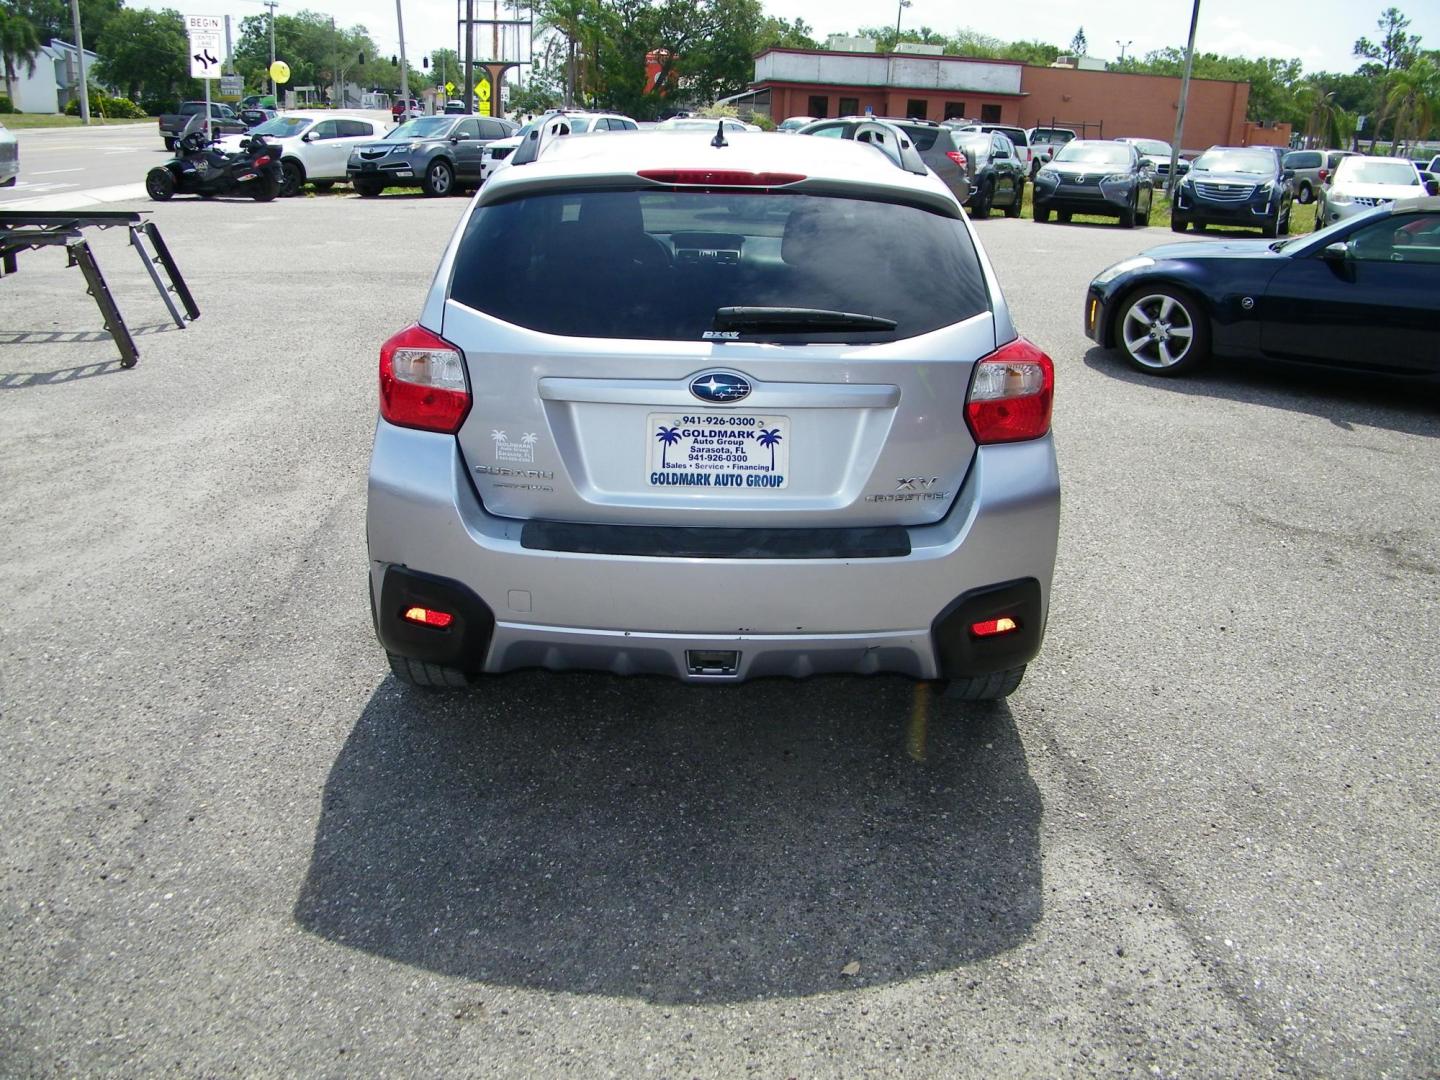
[490,429,507,447]
[757,427,783,470]
[656,425,681,468]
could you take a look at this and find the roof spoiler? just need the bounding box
[511,113,576,167]
[851,120,928,177]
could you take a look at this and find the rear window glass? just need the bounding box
[450,190,988,342]
[1285,151,1319,168]
[898,124,940,151]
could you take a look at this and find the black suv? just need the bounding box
[950,130,1026,217]
[1172,146,1295,238]
[799,117,970,204]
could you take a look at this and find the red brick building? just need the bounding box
[751,48,1258,151]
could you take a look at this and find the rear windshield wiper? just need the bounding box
[714,306,898,333]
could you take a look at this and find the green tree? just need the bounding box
[756,16,817,51]
[5,0,121,53]
[0,8,43,105]
[92,8,193,102]
[1068,26,1087,56]
[1383,55,1440,150]
[1353,7,1420,75]
[1295,84,1354,148]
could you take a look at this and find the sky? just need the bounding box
[140,0,1440,81]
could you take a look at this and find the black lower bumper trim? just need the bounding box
[375,566,495,675]
[931,578,1045,678]
[520,521,911,559]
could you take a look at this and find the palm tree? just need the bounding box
[534,0,591,107]
[756,428,783,471]
[521,432,538,447]
[655,425,681,467]
[0,10,43,107]
[1384,58,1440,155]
[490,429,508,447]
[1296,85,1354,150]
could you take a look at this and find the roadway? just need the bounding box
[1,186,1437,1077]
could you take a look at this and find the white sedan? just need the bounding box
[216,111,390,196]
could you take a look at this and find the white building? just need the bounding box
[5,39,99,114]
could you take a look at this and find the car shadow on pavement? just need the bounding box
[1082,345,1440,439]
[294,672,1042,1004]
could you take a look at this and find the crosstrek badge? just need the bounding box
[646,412,788,489]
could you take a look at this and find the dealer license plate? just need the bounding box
[646,412,789,490]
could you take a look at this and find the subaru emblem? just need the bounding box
[689,372,751,403]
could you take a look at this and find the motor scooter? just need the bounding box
[145,115,282,202]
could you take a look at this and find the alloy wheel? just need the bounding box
[1121,293,1196,370]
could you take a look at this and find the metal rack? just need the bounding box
[0,210,199,369]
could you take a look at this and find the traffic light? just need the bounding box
[422,55,429,69]
[391,55,398,66]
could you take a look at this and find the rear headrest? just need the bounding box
[578,192,645,234]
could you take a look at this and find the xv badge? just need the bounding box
[896,477,939,492]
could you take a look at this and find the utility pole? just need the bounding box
[264,0,278,98]
[395,0,410,109]
[464,0,474,113]
[1168,0,1200,197]
[68,0,90,123]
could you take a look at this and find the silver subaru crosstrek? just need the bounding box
[367,129,1060,699]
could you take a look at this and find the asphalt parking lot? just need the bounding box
[2,194,1438,1077]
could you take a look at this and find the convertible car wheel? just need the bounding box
[1116,287,1210,376]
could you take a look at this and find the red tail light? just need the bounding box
[402,605,454,628]
[965,338,1054,444]
[254,155,271,167]
[379,324,470,433]
[638,169,805,187]
[1318,168,1328,184]
[946,151,968,169]
[971,616,1019,637]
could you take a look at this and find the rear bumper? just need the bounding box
[366,422,1060,683]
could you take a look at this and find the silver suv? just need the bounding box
[367,130,1060,699]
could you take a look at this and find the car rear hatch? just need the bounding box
[439,179,1000,530]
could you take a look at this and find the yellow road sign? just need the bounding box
[444,81,455,94]
[475,81,490,101]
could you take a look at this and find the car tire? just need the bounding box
[252,175,279,202]
[387,651,470,690]
[1137,190,1152,227]
[941,665,1026,702]
[1056,210,1072,224]
[1119,198,1136,228]
[1297,181,1312,204]
[279,159,305,197]
[163,137,176,153]
[1004,180,1024,217]
[422,159,454,197]
[1115,285,1211,377]
[1261,214,1279,239]
[311,180,335,192]
[353,177,384,198]
[145,167,175,202]
[1034,204,1050,223]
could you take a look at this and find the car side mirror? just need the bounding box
[1321,242,1349,262]
[302,130,317,142]
[449,134,461,143]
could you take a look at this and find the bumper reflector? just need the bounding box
[403,606,454,629]
[971,616,1019,638]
